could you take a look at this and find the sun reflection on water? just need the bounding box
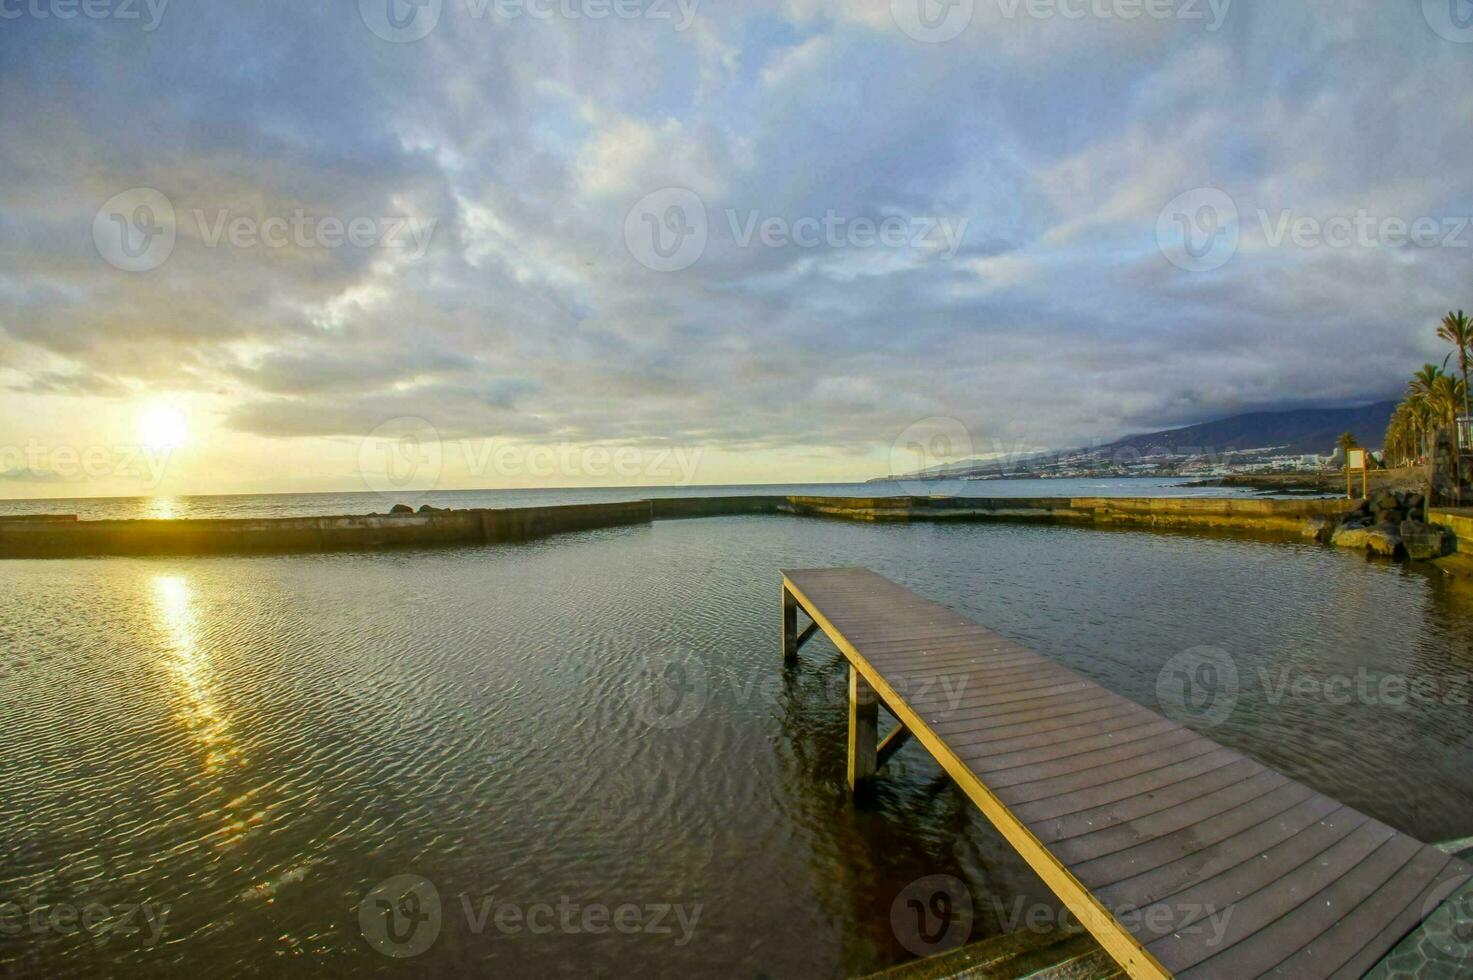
[145,496,182,520]
[153,575,235,769]
[151,575,258,846]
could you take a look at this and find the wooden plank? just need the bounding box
[780,567,1469,980]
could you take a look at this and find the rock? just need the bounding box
[1400,520,1453,561]
[389,503,414,514]
[1302,517,1335,543]
[1403,492,1425,514]
[1331,526,1374,550]
[1370,489,1400,513]
[1373,508,1403,526]
[417,504,445,513]
[1365,523,1405,559]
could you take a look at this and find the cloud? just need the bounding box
[1,0,1470,490]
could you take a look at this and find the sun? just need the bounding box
[139,404,190,452]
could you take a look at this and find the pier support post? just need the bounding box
[782,585,799,664]
[847,666,879,791]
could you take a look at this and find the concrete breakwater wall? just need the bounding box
[1430,508,1473,553]
[0,500,654,557]
[0,495,1364,558]
[776,494,1351,533]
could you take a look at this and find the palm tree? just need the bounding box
[1385,404,1417,466]
[1336,431,1359,455]
[1430,373,1468,431]
[1407,365,1447,460]
[1410,395,1435,464]
[1409,362,1445,399]
[1437,310,1473,428]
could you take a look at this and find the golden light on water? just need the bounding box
[151,574,260,848]
[152,575,238,774]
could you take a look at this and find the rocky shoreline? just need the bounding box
[1302,489,1455,561]
[1187,467,1426,495]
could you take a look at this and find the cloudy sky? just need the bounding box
[3,0,1472,496]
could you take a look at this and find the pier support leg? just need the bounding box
[782,585,798,664]
[848,666,879,791]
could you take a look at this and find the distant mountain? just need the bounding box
[1100,402,1396,457]
[875,401,1398,483]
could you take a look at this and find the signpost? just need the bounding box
[1346,447,1368,500]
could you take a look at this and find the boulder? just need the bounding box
[1302,516,1335,543]
[1365,523,1405,559]
[389,503,414,514]
[1331,526,1374,550]
[1370,488,1400,513]
[1400,520,1453,561]
[1403,492,1425,514]
[417,504,445,513]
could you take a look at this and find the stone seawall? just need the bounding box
[0,494,1365,558]
[0,500,653,557]
[1429,508,1473,553]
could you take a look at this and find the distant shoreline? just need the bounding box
[1185,466,1426,495]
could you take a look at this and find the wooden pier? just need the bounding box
[781,567,1471,979]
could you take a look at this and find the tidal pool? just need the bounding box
[3,516,1471,976]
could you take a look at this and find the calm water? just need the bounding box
[0,477,1271,521]
[3,516,1472,977]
